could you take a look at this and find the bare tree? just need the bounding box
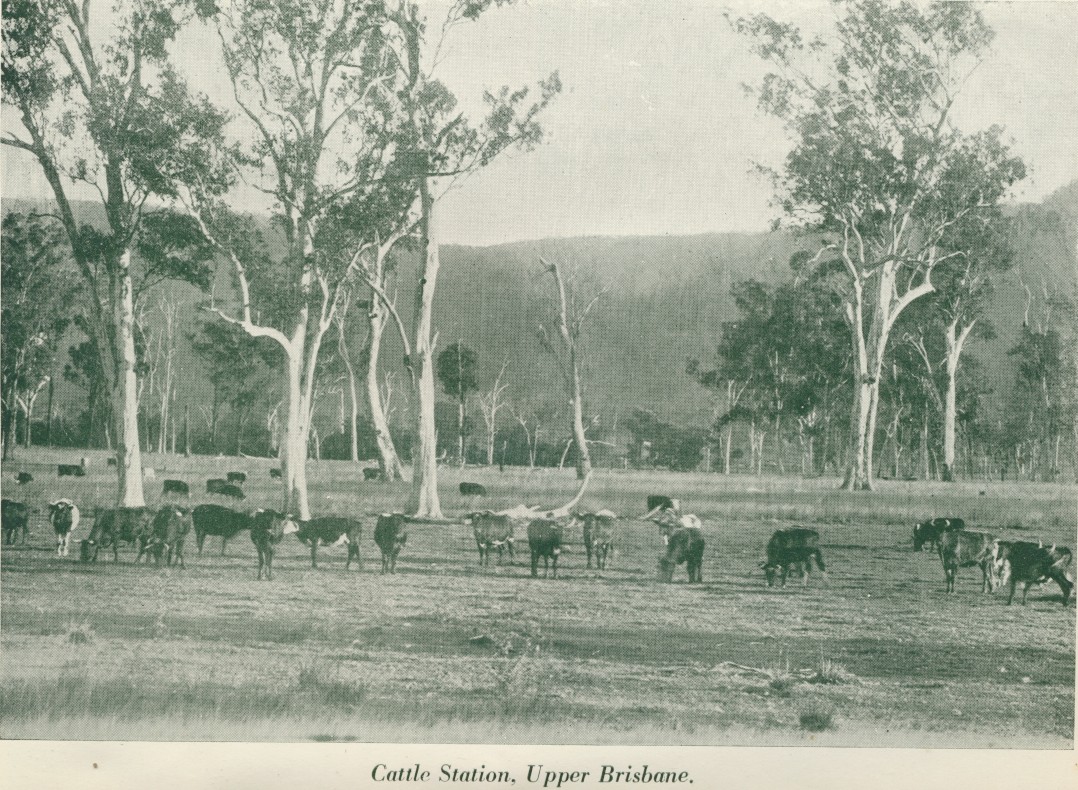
[476,360,510,466]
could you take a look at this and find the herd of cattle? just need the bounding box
[0,472,1074,606]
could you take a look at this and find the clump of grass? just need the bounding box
[486,619,553,717]
[798,705,835,732]
[296,660,368,707]
[808,658,858,685]
[767,658,796,696]
[66,620,95,644]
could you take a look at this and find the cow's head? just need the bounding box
[759,561,781,587]
[912,522,925,551]
[281,514,300,536]
[79,539,95,562]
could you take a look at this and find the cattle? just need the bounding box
[15,471,32,484]
[57,463,86,477]
[2,499,29,546]
[570,510,617,569]
[658,526,705,583]
[250,510,298,581]
[270,468,283,479]
[192,504,255,555]
[650,507,701,545]
[913,517,966,552]
[643,495,680,519]
[994,541,1073,606]
[373,513,408,574]
[760,527,826,587]
[527,518,563,578]
[226,471,246,484]
[80,507,154,562]
[106,457,117,467]
[466,511,516,566]
[48,499,80,557]
[295,517,363,569]
[363,468,383,481]
[460,482,487,497]
[938,530,999,593]
[138,506,193,568]
[206,478,245,500]
[162,479,190,497]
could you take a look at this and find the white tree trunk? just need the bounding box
[112,250,146,507]
[942,319,974,482]
[365,310,404,480]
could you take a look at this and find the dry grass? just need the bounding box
[1,450,1074,746]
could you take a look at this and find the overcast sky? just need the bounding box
[3,1,1077,246]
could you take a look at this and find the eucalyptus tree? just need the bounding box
[732,0,1025,489]
[436,340,478,465]
[2,0,221,504]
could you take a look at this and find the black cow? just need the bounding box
[994,541,1073,606]
[649,508,702,545]
[250,510,297,581]
[467,511,516,566]
[761,527,826,587]
[2,499,29,546]
[270,468,283,479]
[192,504,255,555]
[571,510,617,569]
[162,479,190,497]
[58,463,86,477]
[15,471,32,484]
[913,517,965,552]
[646,495,678,515]
[48,499,80,557]
[106,457,117,467]
[363,468,384,481]
[295,517,363,569]
[527,518,563,578]
[138,506,193,567]
[226,471,246,484]
[373,513,408,574]
[206,478,245,500]
[658,527,704,583]
[938,530,998,593]
[460,482,487,497]
[80,507,154,562]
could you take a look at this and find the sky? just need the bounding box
[3,0,1077,246]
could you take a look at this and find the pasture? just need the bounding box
[1,449,1075,746]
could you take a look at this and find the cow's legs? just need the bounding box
[552,553,559,579]
[530,551,539,578]
[310,541,319,569]
[346,542,361,570]
[220,535,228,556]
[1006,577,1017,605]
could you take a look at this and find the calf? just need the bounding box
[760,527,825,587]
[48,499,80,557]
[15,471,32,484]
[250,509,298,581]
[57,463,86,477]
[295,517,363,569]
[994,541,1073,606]
[80,507,154,562]
[206,478,245,500]
[913,517,965,552]
[658,526,705,583]
[162,479,190,497]
[373,513,408,574]
[192,503,256,555]
[938,529,998,593]
[138,506,193,567]
[2,499,29,546]
[270,468,283,479]
[527,518,563,578]
[363,468,383,481]
[466,511,516,566]
[226,471,246,484]
[571,510,617,569]
[460,482,487,497]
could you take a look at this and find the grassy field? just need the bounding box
[1,448,1075,746]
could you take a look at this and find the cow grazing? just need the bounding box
[295,517,363,569]
[270,468,283,479]
[658,526,705,583]
[192,504,254,555]
[527,518,563,578]
[80,507,154,562]
[460,482,487,497]
[226,471,246,484]
[162,479,190,497]
[646,495,679,515]
[650,508,701,545]
[15,471,32,484]
[2,499,29,546]
[466,511,516,566]
[913,517,966,552]
[760,527,826,587]
[363,468,383,481]
[938,530,998,593]
[206,478,245,500]
[571,510,617,569]
[48,499,80,557]
[250,510,298,581]
[138,506,193,567]
[57,463,86,477]
[374,513,408,574]
[994,541,1073,606]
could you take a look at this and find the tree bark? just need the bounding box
[941,318,975,482]
[336,313,361,464]
[109,251,146,507]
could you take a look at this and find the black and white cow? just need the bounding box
[48,499,80,557]
[994,541,1073,606]
[913,517,965,552]
[373,513,408,574]
[466,511,516,566]
[294,517,363,569]
[570,510,617,569]
[80,507,154,562]
[658,526,704,583]
[250,510,298,581]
